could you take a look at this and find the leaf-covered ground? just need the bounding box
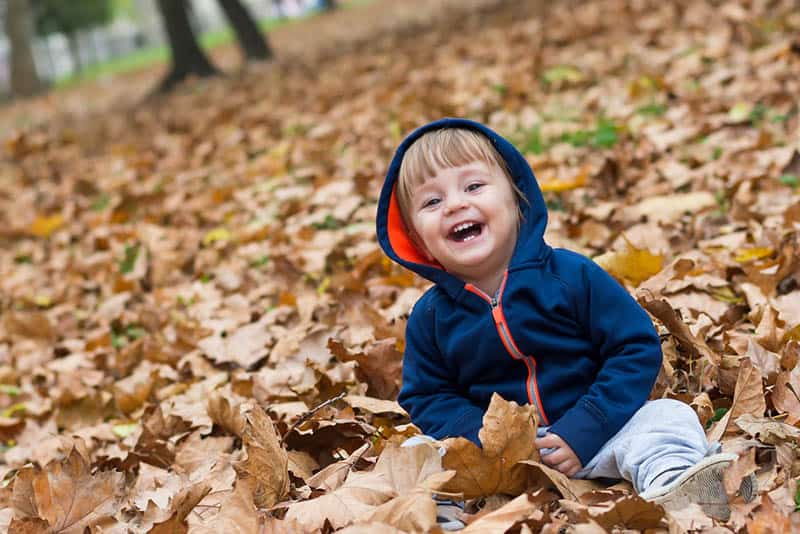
[1,0,799,531]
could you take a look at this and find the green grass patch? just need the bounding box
[515,117,621,156]
[636,102,667,116]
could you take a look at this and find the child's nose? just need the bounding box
[444,196,467,214]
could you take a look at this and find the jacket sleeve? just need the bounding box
[397,297,486,444]
[548,259,662,466]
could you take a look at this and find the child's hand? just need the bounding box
[535,432,582,477]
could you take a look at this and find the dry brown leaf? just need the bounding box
[306,442,370,492]
[735,414,800,445]
[329,338,403,400]
[440,393,539,499]
[586,495,665,531]
[520,461,602,502]
[188,478,262,533]
[663,503,714,532]
[343,395,407,417]
[771,367,800,424]
[3,311,56,342]
[728,358,767,429]
[362,493,438,532]
[149,483,212,534]
[627,192,716,223]
[746,494,793,533]
[283,469,395,531]
[197,319,272,369]
[723,448,758,498]
[206,393,246,436]
[638,297,721,365]
[234,402,289,509]
[11,446,125,533]
[461,491,551,533]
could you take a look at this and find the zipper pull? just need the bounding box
[490,296,498,308]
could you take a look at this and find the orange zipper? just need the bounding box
[465,271,550,425]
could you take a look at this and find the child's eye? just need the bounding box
[421,198,440,209]
[466,183,484,192]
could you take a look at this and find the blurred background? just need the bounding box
[1,0,346,98]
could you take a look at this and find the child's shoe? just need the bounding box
[639,453,757,521]
[435,499,465,531]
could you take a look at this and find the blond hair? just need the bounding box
[396,128,525,236]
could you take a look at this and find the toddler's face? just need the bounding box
[409,160,518,287]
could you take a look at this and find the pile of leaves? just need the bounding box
[1,0,799,531]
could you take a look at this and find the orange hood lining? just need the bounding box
[387,183,442,269]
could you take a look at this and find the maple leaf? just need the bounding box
[594,237,664,287]
[11,445,125,533]
[440,393,540,499]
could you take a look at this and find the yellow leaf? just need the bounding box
[709,286,744,304]
[29,214,64,238]
[783,325,800,344]
[734,247,773,263]
[728,102,752,122]
[539,169,588,193]
[542,65,583,84]
[317,276,331,295]
[593,237,663,286]
[33,295,52,308]
[203,227,231,245]
[627,75,665,98]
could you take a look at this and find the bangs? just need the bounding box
[399,129,506,189]
[397,129,511,228]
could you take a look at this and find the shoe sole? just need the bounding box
[640,453,758,521]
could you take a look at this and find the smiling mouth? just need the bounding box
[449,222,483,242]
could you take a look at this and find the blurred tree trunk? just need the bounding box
[6,0,43,97]
[318,0,337,11]
[217,0,272,61]
[155,0,218,92]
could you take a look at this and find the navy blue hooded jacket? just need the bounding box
[375,118,662,465]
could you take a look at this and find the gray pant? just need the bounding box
[404,398,711,494]
[568,398,711,492]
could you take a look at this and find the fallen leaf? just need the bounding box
[188,478,261,533]
[461,491,551,533]
[594,237,663,286]
[329,338,403,400]
[362,492,438,532]
[234,402,289,509]
[29,214,64,238]
[149,482,212,534]
[627,192,716,223]
[440,393,539,499]
[283,469,395,531]
[745,494,792,533]
[12,445,125,533]
[638,297,721,365]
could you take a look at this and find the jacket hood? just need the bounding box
[376,118,549,299]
